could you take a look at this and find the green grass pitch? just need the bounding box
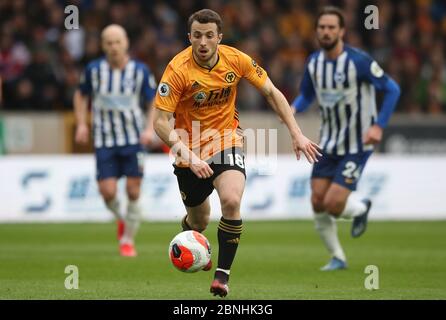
[0,220,445,299]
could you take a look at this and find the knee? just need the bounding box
[311,193,326,213]
[127,188,140,201]
[126,184,140,201]
[220,195,241,218]
[323,198,345,216]
[99,185,116,202]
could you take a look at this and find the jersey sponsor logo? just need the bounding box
[193,91,207,104]
[319,90,345,107]
[158,82,170,97]
[225,71,236,83]
[97,95,134,109]
[192,87,232,108]
[370,61,384,78]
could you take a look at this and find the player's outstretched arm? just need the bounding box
[153,108,213,179]
[260,77,321,163]
[140,99,156,146]
[73,89,89,145]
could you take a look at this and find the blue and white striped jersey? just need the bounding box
[79,57,157,149]
[294,45,399,155]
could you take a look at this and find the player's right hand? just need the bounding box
[190,159,214,179]
[75,124,89,145]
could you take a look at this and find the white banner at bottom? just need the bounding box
[0,154,445,222]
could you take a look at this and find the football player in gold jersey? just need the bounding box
[153,9,321,297]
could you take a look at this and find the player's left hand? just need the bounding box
[363,125,383,145]
[292,134,322,164]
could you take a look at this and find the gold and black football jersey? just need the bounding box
[155,45,268,166]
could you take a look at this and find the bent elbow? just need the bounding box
[388,79,401,97]
[153,113,167,135]
[392,82,401,97]
[395,84,401,97]
[153,117,163,134]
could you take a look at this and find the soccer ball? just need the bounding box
[168,230,211,273]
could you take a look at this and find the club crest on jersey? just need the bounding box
[122,78,135,90]
[158,82,170,97]
[251,59,257,67]
[334,71,346,84]
[193,91,207,104]
[225,72,236,83]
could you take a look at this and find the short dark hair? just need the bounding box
[316,6,345,28]
[188,9,223,33]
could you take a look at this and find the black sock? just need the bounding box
[181,215,192,231]
[214,270,229,284]
[216,217,242,281]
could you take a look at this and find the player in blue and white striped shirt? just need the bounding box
[292,7,400,271]
[74,24,157,257]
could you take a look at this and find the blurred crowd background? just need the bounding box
[1,0,445,114]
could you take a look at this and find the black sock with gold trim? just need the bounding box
[217,217,242,277]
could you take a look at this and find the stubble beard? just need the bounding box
[319,37,339,51]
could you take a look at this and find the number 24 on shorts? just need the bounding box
[342,161,362,180]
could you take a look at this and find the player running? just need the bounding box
[292,6,400,271]
[153,9,321,297]
[74,24,157,257]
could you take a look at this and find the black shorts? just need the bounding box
[173,147,246,207]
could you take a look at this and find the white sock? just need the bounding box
[340,196,367,219]
[314,212,346,262]
[105,197,122,220]
[121,199,142,245]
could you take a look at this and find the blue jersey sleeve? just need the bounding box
[376,77,400,128]
[356,53,401,128]
[141,65,157,101]
[292,65,315,112]
[356,53,389,90]
[78,65,92,95]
